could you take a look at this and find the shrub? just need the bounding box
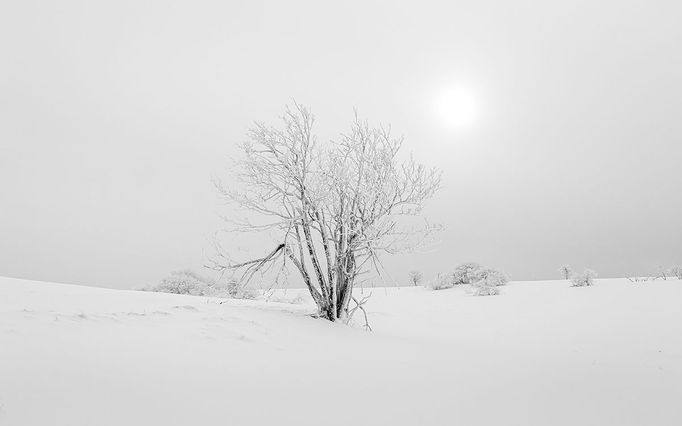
[226,279,258,300]
[655,266,669,280]
[474,268,509,286]
[570,269,597,287]
[451,262,483,285]
[427,264,507,293]
[150,270,258,299]
[427,273,455,290]
[470,267,506,296]
[559,264,572,280]
[472,282,500,296]
[154,270,220,296]
[668,266,682,280]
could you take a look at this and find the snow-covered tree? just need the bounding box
[452,262,483,285]
[209,104,441,322]
[559,264,572,280]
[570,269,597,287]
[408,270,423,286]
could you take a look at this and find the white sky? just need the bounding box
[1,0,681,289]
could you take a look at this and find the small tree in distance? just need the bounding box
[559,264,572,280]
[209,104,441,323]
[408,270,423,286]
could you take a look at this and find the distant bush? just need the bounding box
[470,267,507,296]
[149,270,258,299]
[570,269,597,287]
[474,268,509,286]
[427,273,455,290]
[426,263,508,293]
[153,270,219,296]
[472,281,500,296]
[226,279,258,300]
[451,262,483,285]
[668,266,682,280]
[559,264,572,280]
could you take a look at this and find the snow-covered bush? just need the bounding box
[570,269,597,287]
[427,273,455,290]
[451,262,483,285]
[470,267,507,296]
[427,264,506,293]
[149,270,258,299]
[474,268,509,286]
[559,264,572,280]
[472,281,500,296]
[668,266,682,280]
[153,270,220,296]
[226,279,258,300]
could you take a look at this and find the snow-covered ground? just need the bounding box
[1,276,681,425]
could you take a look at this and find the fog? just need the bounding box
[1,0,680,288]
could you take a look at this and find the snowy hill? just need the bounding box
[1,276,681,425]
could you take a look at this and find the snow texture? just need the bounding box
[1,276,681,425]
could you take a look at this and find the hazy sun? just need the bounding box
[435,87,478,129]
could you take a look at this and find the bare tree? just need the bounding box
[558,264,572,280]
[408,270,423,286]
[209,104,441,322]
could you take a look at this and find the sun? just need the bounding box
[435,86,478,129]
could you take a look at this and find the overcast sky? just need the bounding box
[1,0,681,289]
